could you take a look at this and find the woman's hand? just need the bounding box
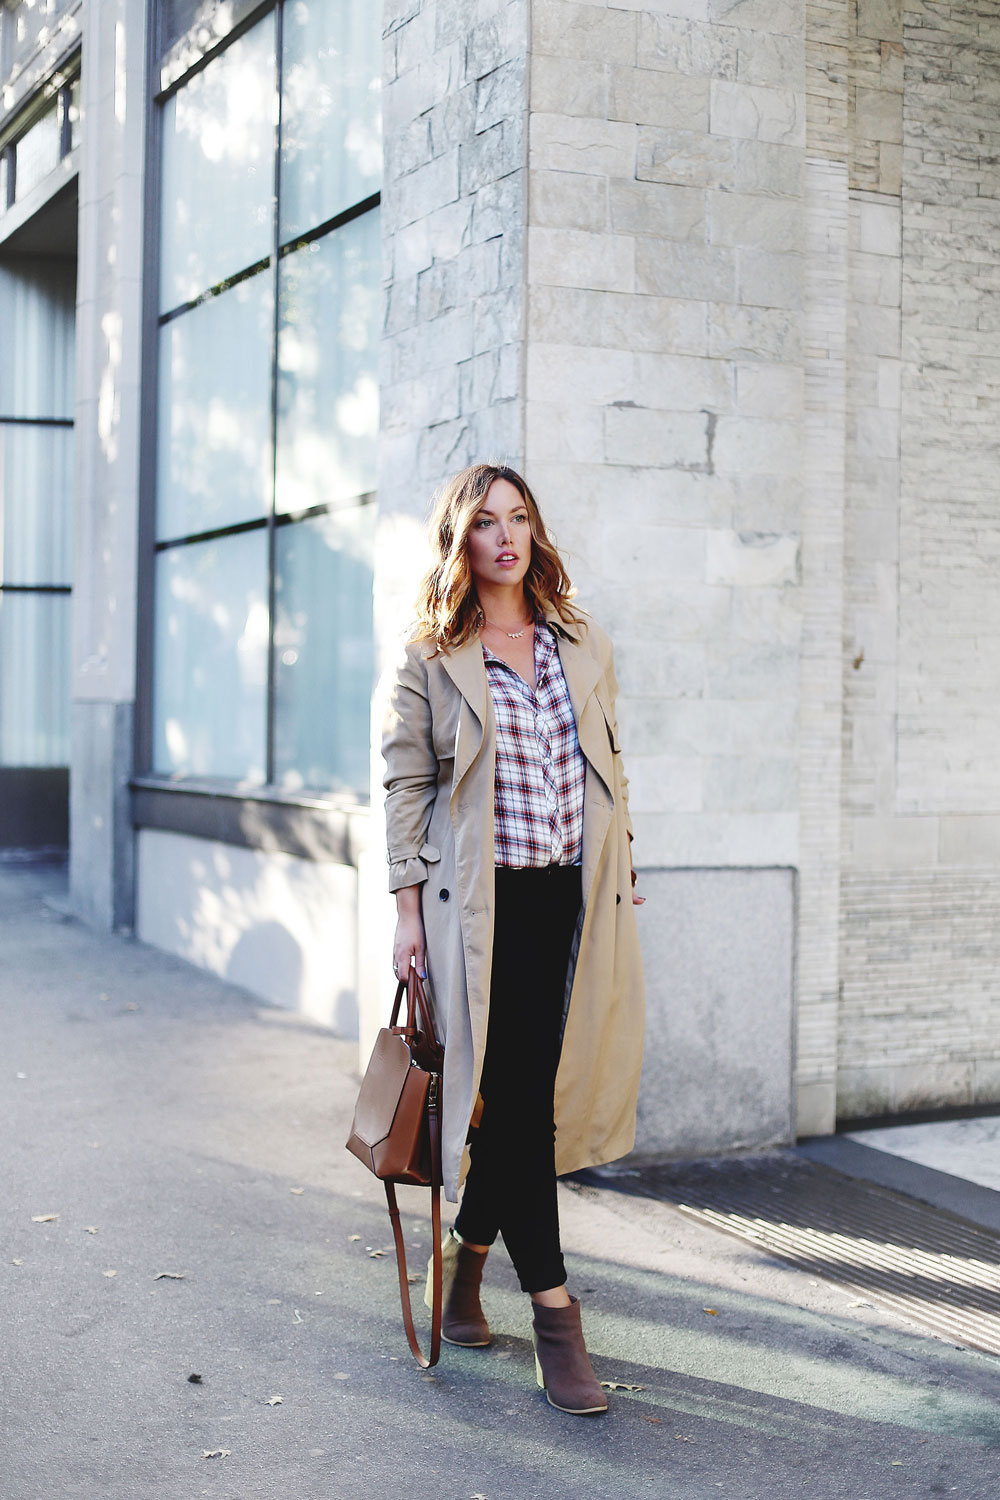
[393,885,427,979]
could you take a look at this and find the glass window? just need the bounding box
[0,255,75,771]
[0,257,76,419]
[276,207,379,515]
[159,14,275,311]
[0,423,73,585]
[67,77,81,151]
[273,504,375,794]
[13,103,61,202]
[159,0,207,55]
[150,2,381,804]
[156,273,273,541]
[280,0,381,242]
[0,591,70,765]
[152,531,269,782]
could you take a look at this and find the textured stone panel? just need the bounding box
[632,868,795,1157]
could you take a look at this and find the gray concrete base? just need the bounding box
[69,700,135,932]
[633,867,795,1158]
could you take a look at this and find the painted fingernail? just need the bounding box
[418,970,426,978]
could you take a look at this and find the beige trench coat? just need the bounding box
[381,606,645,1203]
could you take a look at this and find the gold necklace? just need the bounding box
[484,617,533,640]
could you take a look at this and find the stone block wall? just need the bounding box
[838,0,1000,1115]
[523,0,806,877]
[378,0,528,546]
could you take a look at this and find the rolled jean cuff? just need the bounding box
[518,1253,567,1296]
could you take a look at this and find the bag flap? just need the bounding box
[352,1028,413,1148]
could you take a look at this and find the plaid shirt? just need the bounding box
[484,620,586,868]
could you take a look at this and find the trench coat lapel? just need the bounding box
[438,636,489,794]
[545,614,613,795]
[545,612,617,907]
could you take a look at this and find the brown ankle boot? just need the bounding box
[531,1296,608,1415]
[426,1229,490,1347]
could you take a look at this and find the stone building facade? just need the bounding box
[1,0,998,1159]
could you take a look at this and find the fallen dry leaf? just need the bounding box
[406,1273,421,1284]
[153,1271,185,1280]
[187,1373,203,1383]
[348,1234,361,1242]
[201,1449,231,1460]
[31,1214,58,1223]
[124,1002,140,1012]
[85,1226,98,1235]
[674,1435,694,1443]
[601,1382,644,1392]
[642,1416,662,1425]
[368,1248,389,1259]
[292,1309,304,1324]
[12,1258,24,1266]
[703,1308,719,1316]
[265,1395,283,1406]
[103,1269,117,1278]
[332,1372,350,1381]
[290,1187,304,1195]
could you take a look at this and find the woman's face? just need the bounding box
[466,478,533,592]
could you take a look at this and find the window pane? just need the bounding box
[0,422,73,585]
[156,273,273,541]
[159,0,206,55]
[0,258,76,419]
[273,505,374,795]
[0,591,70,765]
[68,77,81,152]
[153,531,268,781]
[159,15,275,311]
[280,0,381,242]
[275,208,379,515]
[13,104,61,202]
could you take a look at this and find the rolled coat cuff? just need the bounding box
[387,842,440,893]
[388,857,429,893]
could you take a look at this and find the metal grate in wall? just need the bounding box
[621,1153,1000,1359]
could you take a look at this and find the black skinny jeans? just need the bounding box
[454,863,582,1294]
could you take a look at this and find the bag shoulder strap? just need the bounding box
[383,1081,442,1368]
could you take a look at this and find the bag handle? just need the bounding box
[389,967,439,1055]
[383,1073,442,1368]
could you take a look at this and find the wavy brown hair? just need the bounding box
[413,463,581,652]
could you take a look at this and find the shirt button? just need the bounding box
[439,889,450,902]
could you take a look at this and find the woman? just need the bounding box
[381,463,645,1416]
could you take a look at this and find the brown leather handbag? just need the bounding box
[345,967,444,1367]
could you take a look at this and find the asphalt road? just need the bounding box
[3,863,999,1500]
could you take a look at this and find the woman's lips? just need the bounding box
[496,553,519,567]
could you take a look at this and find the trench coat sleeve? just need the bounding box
[381,642,439,894]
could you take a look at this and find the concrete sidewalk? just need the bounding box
[3,863,1000,1500]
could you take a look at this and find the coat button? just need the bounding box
[439,889,450,902]
[616,893,621,905]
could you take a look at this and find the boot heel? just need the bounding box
[534,1350,545,1390]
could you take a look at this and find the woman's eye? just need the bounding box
[476,518,492,528]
